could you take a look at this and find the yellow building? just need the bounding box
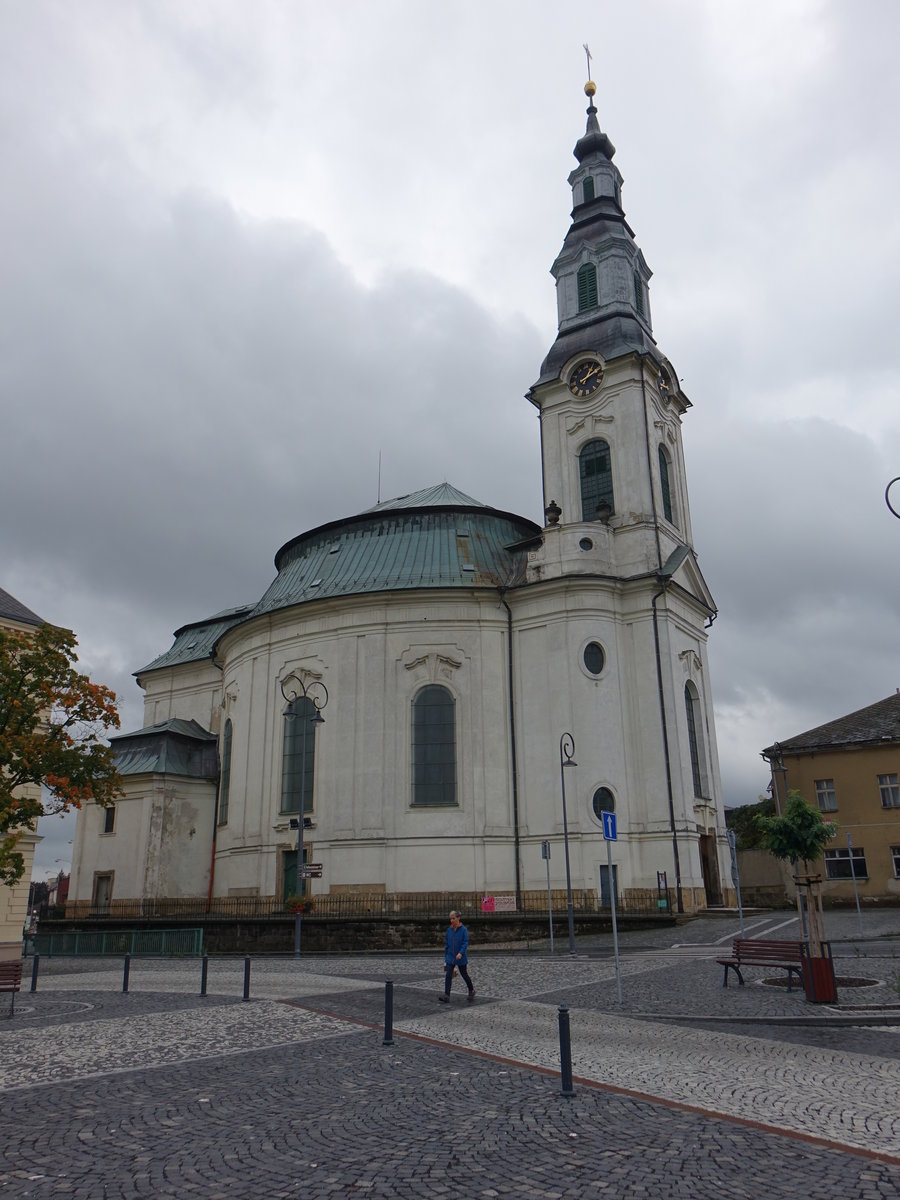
[0,585,44,960]
[764,693,900,902]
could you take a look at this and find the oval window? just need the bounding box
[583,642,604,675]
[579,537,593,551]
[592,787,615,821]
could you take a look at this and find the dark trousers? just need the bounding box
[444,962,473,995]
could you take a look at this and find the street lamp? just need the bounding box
[280,672,328,956]
[559,731,577,956]
[886,477,900,520]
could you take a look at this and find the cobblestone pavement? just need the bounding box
[3,912,900,1197]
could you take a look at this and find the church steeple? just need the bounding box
[525,70,698,582]
[531,78,658,391]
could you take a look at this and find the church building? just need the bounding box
[70,80,731,917]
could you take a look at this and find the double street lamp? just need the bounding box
[559,731,577,956]
[280,672,328,956]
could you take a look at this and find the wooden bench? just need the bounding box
[0,960,24,1017]
[716,938,804,991]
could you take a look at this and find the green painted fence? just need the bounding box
[33,927,203,957]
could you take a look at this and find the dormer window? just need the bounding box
[582,176,595,203]
[577,263,598,312]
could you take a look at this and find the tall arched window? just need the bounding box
[412,685,457,807]
[281,697,317,814]
[582,176,595,203]
[577,262,598,311]
[658,444,675,525]
[218,718,233,826]
[684,682,709,798]
[580,439,614,521]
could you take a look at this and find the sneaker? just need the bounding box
[467,989,475,1003]
[438,994,449,1003]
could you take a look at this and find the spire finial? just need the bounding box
[583,43,597,102]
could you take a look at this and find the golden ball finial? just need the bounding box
[584,80,597,98]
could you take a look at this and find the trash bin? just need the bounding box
[801,940,837,1003]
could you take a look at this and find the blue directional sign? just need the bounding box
[601,810,617,841]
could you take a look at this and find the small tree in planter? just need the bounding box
[755,790,836,954]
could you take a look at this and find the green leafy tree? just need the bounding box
[754,790,837,869]
[727,794,775,851]
[0,624,122,885]
[755,789,837,953]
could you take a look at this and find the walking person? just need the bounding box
[439,910,475,1003]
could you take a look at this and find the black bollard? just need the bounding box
[243,956,251,1001]
[30,954,40,993]
[123,953,131,994]
[558,1004,574,1097]
[200,955,209,997]
[383,980,394,1046]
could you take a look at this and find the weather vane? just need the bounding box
[583,42,593,82]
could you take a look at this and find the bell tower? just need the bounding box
[526,77,700,587]
[517,71,728,913]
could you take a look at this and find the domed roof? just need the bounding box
[250,482,541,619]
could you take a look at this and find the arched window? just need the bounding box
[579,439,614,521]
[592,787,615,821]
[218,718,233,826]
[577,262,598,312]
[412,685,457,807]
[582,176,595,203]
[633,270,645,316]
[281,697,317,814]
[684,682,709,798]
[658,444,675,525]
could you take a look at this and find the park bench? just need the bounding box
[0,959,24,1017]
[716,938,804,991]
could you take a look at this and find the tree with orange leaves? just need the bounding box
[0,624,122,885]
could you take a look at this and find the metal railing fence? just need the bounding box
[33,927,203,957]
[61,889,672,923]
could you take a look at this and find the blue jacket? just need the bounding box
[445,922,469,966]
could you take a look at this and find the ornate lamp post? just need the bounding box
[559,731,577,956]
[886,477,900,520]
[280,673,328,956]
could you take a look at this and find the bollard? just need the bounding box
[30,954,40,993]
[123,953,131,994]
[558,1004,574,1096]
[200,955,209,997]
[243,956,251,1001]
[383,980,394,1046]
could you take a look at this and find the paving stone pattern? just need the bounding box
[2,912,899,1198]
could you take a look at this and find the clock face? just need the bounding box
[568,360,603,398]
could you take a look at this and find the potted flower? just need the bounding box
[284,894,314,915]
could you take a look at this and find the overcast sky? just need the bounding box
[3,1,899,881]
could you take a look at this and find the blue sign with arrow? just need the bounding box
[601,810,617,841]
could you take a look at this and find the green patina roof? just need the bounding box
[111,718,219,779]
[254,485,540,619]
[138,484,543,675]
[136,605,255,675]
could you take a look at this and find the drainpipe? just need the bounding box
[207,650,224,913]
[652,584,684,913]
[499,589,522,908]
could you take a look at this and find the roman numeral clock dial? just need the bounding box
[568,360,603,398]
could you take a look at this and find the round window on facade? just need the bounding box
[583,641,605,675]
[592,787,615,821]
[579,537,593,552]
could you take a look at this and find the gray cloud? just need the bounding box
[3,1,899,876]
